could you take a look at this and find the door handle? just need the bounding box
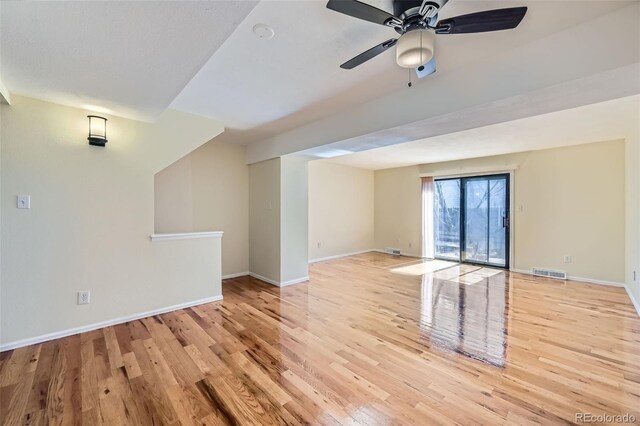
[503,214,509,228]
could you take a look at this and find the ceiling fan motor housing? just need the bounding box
[393,0,423,18]
[393,0,444,19]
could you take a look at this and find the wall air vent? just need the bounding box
[532,267,567,280]
[386,248,402,255]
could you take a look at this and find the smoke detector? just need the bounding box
[252,24,275,40]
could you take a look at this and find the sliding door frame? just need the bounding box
[460,173,510,269]
[431,171,514,270]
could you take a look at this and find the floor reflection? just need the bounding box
[390,259,458,276]
[420,264,508,367]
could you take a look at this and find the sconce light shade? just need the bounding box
[87,115,108,146]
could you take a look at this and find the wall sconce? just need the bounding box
[87,115,108,146]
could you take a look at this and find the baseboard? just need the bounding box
[0,295,223,352]
[568,276,625,287]
[248,272,280,286]
[625,285,640,317]
[279,276,309,287]
[222,271,250,280]
[309,249,375,264]
[511,268,625,287]
[248,272,308,287]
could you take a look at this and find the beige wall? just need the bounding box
[154,154,193,232]
[154,141,249,276]
[155,148,310,284]
[248,157,309,285]
[280,156,308,283]
[0,96,3,324]
[1,96,224,346]
[248,158,281,283]
[309,161,374,260]
[626,130,639,309]
[374,165,423,257]
[375,140,626,283]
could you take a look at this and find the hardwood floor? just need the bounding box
[1,252,639,425]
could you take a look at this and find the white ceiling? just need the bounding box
[0,1,258,121]
[171,0,632,144]
[323,95,639,170]
[0,0,633,136]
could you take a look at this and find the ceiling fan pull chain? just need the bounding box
[408,68,413,88]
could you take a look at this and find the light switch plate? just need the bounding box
[17,195,31,209]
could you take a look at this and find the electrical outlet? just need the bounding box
[563,255,572,264]
[78,291,90,305]
[17,195,31,209]
[317,242,321,249]
[408,242,413,248]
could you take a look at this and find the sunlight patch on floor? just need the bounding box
[390,259,458,276]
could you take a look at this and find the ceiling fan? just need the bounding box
[327,0,527,79]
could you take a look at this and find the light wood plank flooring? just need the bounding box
[1,252,639,425]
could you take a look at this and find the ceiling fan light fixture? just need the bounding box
[395,29,434,68]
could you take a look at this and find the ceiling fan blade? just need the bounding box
[435,7,527,34]
[327,0,400,26]
[340,38,397,69]
[416,56,436,78]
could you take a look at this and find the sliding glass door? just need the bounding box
[434,178,461,261]
[434,174,509,268]
[464,175,509,267]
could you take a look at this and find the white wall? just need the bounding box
[309,161,374,261]
[248,158,281,283]
[154,141,249,276]
[374,140,626,284]
[1,96,224,347]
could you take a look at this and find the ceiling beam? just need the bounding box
[299,63,640,160]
